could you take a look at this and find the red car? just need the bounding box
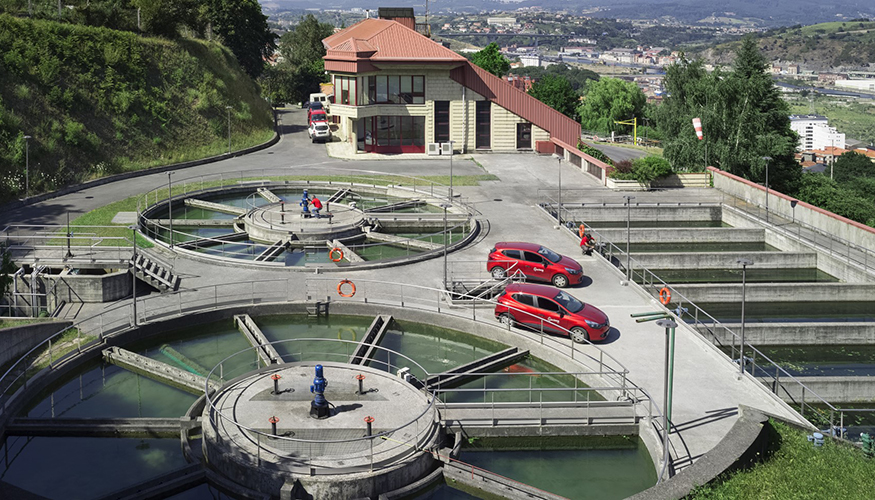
[494,283,610,343]
[308,110,328,125]
[488,242,583,288]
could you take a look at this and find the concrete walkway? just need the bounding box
[3,107,807,474]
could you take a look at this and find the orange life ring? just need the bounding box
[329,247,344,262]
[337,279,356,298]
[659,287,671,305]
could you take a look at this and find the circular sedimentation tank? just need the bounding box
[138,179,480,268]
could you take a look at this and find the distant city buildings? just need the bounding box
[790,115,846,152]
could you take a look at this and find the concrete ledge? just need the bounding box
[763,376,875,404]
[595,227,763,244]
[628,405,770,500]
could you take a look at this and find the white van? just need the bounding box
[309,93,330,112]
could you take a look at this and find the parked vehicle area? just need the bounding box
[494,283,610,343]
[488,241,583,288]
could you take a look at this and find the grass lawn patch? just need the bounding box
[691,419,875,500]
[0,318,53,329]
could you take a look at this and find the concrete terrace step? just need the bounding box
[132,254,180,292]
[595,227,764,244]
[697,322,875,346]
[758,375,875,404]
[669,282,875,303]
[631,251,817,270]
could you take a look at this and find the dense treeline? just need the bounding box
[0,14,273,202]
[0,0,275,77]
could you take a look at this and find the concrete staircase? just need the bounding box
[132,254,180,292]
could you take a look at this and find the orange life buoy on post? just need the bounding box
[329,247,344,262]
[659,287,671,305]
[337,279,356,298]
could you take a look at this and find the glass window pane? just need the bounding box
[389,117,401,146]
[401,77,412,94]
[388,76,400,104]
[413,117,424,146]
[377,116,390,146]
[413,76,424,93]
[377,76,387,103]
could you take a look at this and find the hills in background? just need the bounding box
[259,0,875,27]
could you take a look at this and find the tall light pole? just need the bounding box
[167,171,174,249]
[23,135,31,198]
[737,258,753,377]
[445,140,455,199]
[129,225,138,327]
[761,156,772,223]
[624,195,635,281]
[441,202,451,290]
[656,317,677,470]
[226,105,233,155]
[553,153,562,227]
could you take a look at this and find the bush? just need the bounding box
[577,142,614,166]
[609,155,673,183]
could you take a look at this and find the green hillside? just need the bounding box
[698,20,875,69]
[0,14,273,203]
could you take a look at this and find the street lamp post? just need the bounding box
[624,195,636,281]
[445,141,455,199]
[441,203,451,290]
[129,225,139,326]
[737,258,753,377]
[167,171,174,249]
[655,317,677,471]
[552,154,562,227]
[762,156,772,223]
[23,135,31,198]
[226,106,233,155]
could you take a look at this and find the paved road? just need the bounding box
[3,107,807,476]
[580,140,651,163]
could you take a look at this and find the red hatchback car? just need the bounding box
[495,283,610,343]
[488,242,583,288]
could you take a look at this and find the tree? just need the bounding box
[206,0,276,78]
[833,151,874,183]
[131,0,198,38]
[0,243,15,302]
[655,37,801,193]
[280,14,335,68]
[577,77,645,135]
[470,42,509,77]
[528,74,579,119]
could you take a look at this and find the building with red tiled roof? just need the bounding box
[322,14,580,154]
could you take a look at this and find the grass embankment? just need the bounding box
[0,14,273,203]
[63,174,499,246]
[0,318,52,329]
[692,419,875,500]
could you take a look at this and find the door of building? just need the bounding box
[517,123,532,149]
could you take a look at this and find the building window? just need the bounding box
[517,123,532,150]
[434,101,450,143]
[476,100,491,149]
[360,116,425,153]
[367,76,425,104]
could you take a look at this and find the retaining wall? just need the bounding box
[0,320,73,368]
[764,376,875,404]
[569,205,722,223]
[709,167,875,251]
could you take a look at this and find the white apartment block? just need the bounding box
[789,115,846,151]
[834,79,875,92]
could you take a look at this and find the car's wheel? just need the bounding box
[498,313,514,327]
[552,273,569,288]
[570,327,589,343]
[491,266,507,279]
